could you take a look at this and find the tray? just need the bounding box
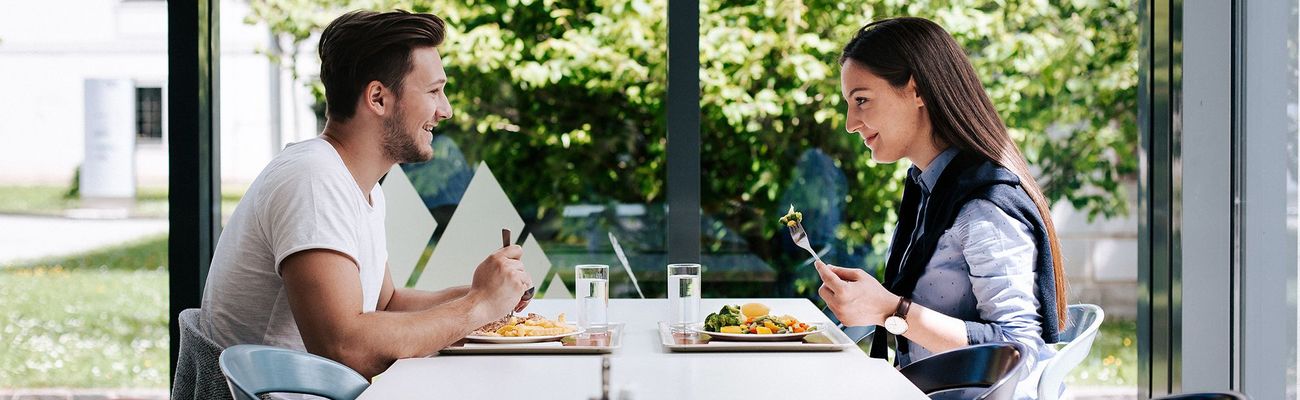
[658,322,855,352]
[440,323,624,355]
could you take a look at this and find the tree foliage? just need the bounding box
[246,0,1137,273]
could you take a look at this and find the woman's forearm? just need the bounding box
[897,302,969,354]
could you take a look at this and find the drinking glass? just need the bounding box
[667,263,701,330]
[575,264,610,332]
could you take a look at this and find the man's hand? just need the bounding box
[814,260,898,327]
[468,244,532,317]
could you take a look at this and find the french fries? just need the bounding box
[473,313,577,337]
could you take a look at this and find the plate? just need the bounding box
[659,322,853,352]
[442,324,624,354]
[465,326,584,344]
[687,322,819,342]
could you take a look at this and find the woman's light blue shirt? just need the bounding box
[901,148,1057,400]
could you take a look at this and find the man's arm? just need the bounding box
[376,265,470,312]
[282,246,529,378]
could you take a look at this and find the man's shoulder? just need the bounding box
[258,139,350,185]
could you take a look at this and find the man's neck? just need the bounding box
[319,119,395,199]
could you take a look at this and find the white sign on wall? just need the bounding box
[81,78,136,201]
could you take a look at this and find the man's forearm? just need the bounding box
[384,285,471,312]
[317,292,493,377]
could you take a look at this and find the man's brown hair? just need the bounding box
[318,10,446,121]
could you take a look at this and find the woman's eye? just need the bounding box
[855,97,868,106]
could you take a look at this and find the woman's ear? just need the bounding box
[907,77,924,108]
[362,81,389,116]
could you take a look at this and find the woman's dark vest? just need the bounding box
[868,151,1062,360]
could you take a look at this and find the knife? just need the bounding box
[608,232,646,299]
[503,228,535,316]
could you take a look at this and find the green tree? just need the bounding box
[247,0,1138,292]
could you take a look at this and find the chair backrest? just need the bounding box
[899,342,1028,400]
[839,323,876,345]
[1153,392,1251,400]
[171,308,233,400]
[219,344,370,400]
[1038,304,1106,400]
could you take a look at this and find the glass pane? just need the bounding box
[0,1,170,395]
[699,1,1139,395]
[1291,0,1299,395]
[226,1,668,300]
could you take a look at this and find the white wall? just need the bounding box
[0,0,318,187]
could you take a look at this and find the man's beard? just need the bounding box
[381,106,433,163]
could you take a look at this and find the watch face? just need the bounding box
[885,316,908,335]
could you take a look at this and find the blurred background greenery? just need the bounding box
[248,0,1136,295]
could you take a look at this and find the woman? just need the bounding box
[815,17,1068,400]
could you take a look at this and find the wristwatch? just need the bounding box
[884,297,912,335]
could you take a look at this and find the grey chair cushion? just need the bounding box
[172,308,234,400]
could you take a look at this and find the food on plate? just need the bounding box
[778,205,803,228]
[471,313,577,337]
[703,303,815,335]
[740,302,770,318]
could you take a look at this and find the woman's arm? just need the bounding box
[816,199,1048,355]
[815,262,969,354]
[958,200,1047,348]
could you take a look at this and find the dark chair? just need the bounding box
[899,342,1028,400]
[1153,392,1251,400]
[171,308,233,400]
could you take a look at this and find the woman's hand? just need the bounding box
[815,260,900,327]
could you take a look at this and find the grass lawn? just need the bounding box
[0,235,169,388]
[0,185,244,218]
[1068,319,1138,386]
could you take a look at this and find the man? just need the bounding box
[200,10,532,378]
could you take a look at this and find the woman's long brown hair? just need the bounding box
[840,17,1067,328]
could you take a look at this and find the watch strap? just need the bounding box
[894,297,912,318]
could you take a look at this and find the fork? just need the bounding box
[503,228,536,318]
[788,221,822,266]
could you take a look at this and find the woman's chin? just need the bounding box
[869,151,902,164]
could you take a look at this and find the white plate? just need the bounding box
[687,322,819,342]
[464,326,584,344]
[660,322,852,352]
[442,324,624,355]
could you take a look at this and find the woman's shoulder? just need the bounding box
[955,198,1033,239]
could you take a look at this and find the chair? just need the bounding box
[1038,304,1106,400]
[899,342,1028,400]
[171,308,233,400]
[219,344,370,400]
[1153,392,1251,400]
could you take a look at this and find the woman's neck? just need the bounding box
[909,140,950,171]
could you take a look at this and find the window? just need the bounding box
[135,87,162,141]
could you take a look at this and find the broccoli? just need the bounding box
[703,305,743,332]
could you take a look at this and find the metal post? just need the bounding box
[666,0,701,264]
[167,0,221,385]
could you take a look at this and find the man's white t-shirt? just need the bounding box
[201,137,388,351]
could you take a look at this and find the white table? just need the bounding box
[358,298,927,399]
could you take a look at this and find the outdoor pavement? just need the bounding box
[0,214,167,266]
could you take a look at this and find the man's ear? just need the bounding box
[907,77,924,108]
[361,81,390,117]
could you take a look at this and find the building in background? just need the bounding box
[0,0,318,188]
